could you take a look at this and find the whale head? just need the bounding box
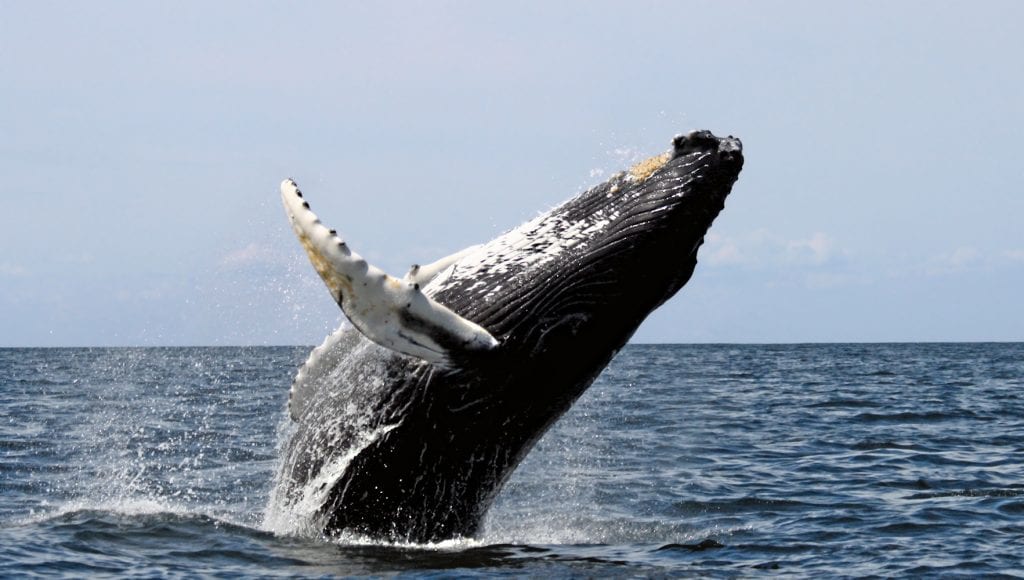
[273,130,743,542]
[432,130,743,371]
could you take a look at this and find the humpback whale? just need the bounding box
[269,130,744,543]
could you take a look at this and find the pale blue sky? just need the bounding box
[1,1,1021,346]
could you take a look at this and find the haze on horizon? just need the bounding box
[1,1,1021,346]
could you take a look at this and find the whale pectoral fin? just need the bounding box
[394,285,500,362]
[403,244,482,286]
[280,179,499,365]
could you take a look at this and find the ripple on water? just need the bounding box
[2,344,1024,576]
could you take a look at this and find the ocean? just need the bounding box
[2,344,1022,577]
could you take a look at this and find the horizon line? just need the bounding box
[2,340,1022,349]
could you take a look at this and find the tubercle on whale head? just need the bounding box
[595,130,743,248]
[610,131,742,305]
[626,130,743,184]
[673,129,742,158]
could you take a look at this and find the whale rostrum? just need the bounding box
[280,178,499,366]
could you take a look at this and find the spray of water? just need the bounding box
[27,348,283,531]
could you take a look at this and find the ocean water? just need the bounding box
[2,343,1023,577]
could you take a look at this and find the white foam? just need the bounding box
[263,422,400,537]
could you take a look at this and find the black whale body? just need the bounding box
[273,131,743,542]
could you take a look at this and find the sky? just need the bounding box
[1,1,1021,346]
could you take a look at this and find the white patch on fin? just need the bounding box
[280,179,499,365]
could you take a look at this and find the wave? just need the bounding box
[905,488,1024,501]
[11,498,248,530]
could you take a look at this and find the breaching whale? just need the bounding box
[269,130,744,543]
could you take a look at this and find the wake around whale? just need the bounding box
[267,130,744,543]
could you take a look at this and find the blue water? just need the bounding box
[2,344,1023,577]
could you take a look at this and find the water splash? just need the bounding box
[263,422,399,537]
[7,347,298,532]
[261,335,402,538]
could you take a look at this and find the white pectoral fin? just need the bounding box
[280,179,499,365]
[395,285,500,361]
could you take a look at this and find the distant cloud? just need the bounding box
[703,231,751,266]
[804,271,859,289]
[115,286,166,303]
[1003,249,1024,262]
[700,230,857,291]
[704,236,744,265]
[924,246,1024,276]
[786,232,833,265]
[926,246,982,275]
[221,243,277,267]
[0,262,28,278]
[703,230,838,268]
[949,246,980,267]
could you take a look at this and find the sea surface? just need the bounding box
[2,344,1023,578]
